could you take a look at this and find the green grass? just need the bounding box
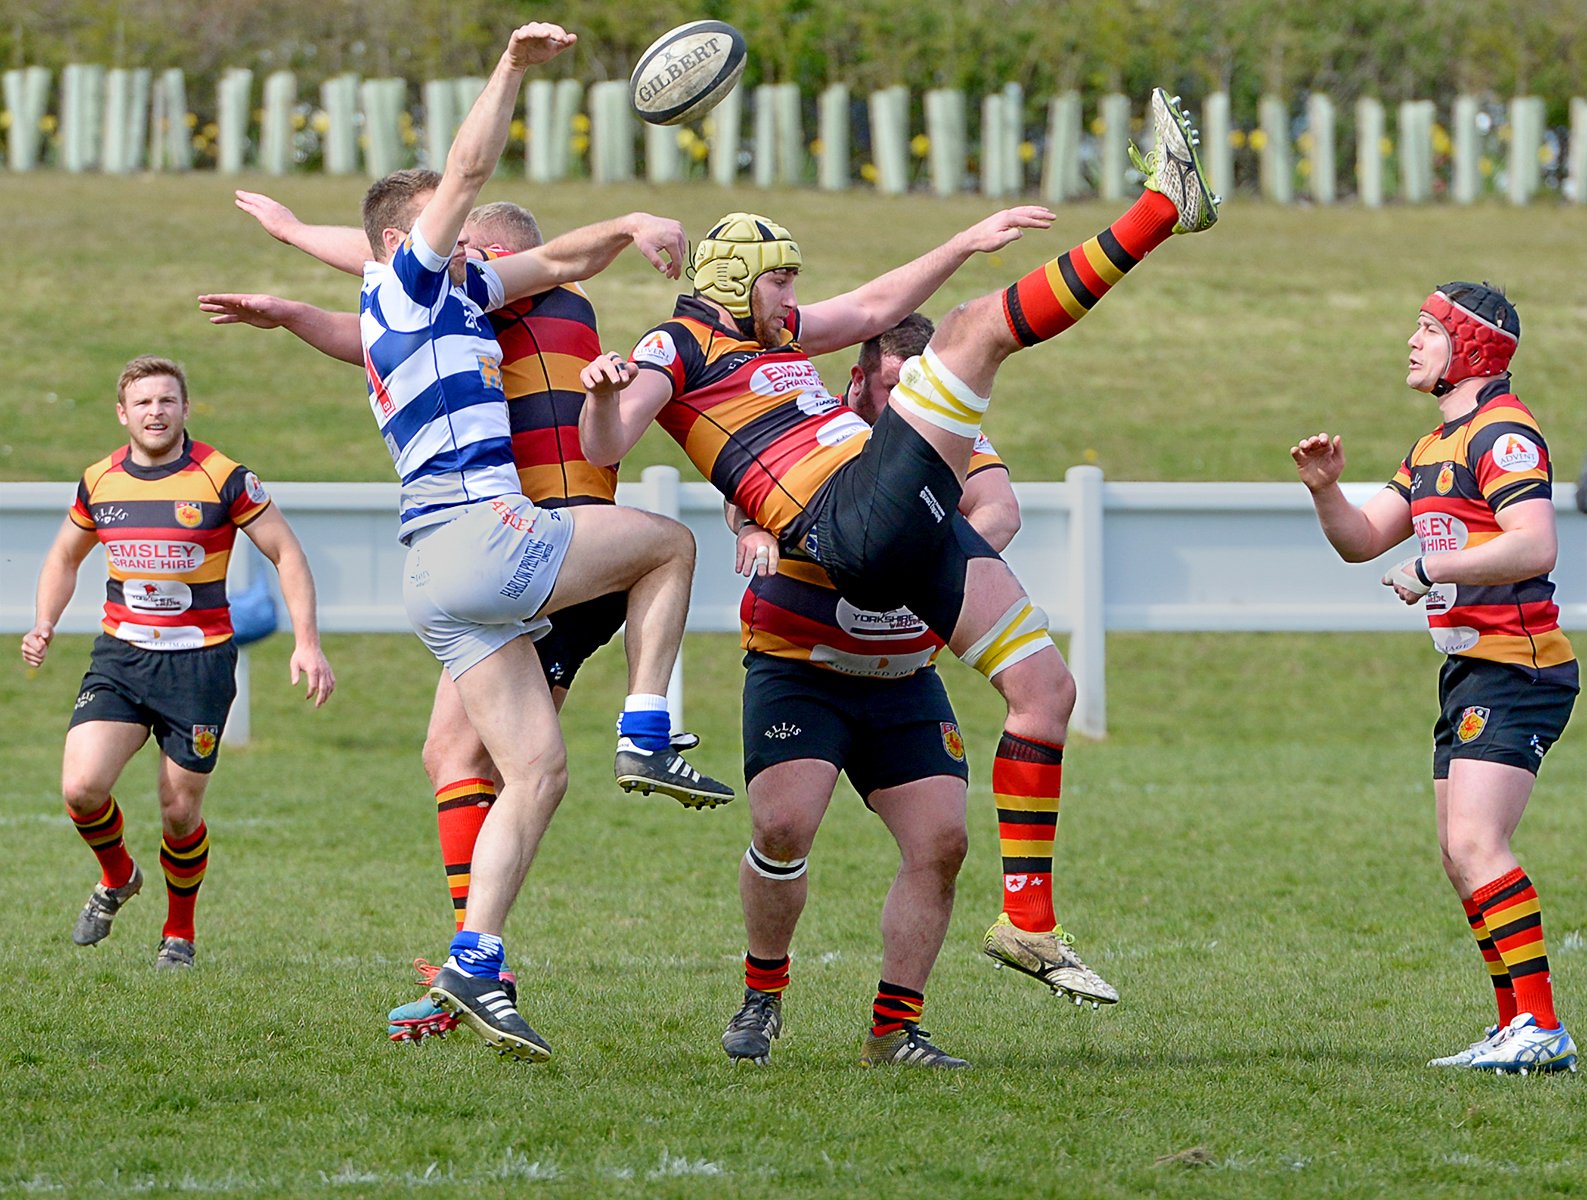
[6,177,1587,1195]
[4,174,1587,484]
[5,630,1585,1198]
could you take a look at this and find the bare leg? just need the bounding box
[739,758,838,958]
[870,776,968,993]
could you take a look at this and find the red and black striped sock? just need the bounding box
[871,981,925,1037]
[744,952,790,996]
[160,822,209,941]
[70,796,136,888]
[994,732,1063,933]
[1002,191,1177,347]
[435,778,495,931]
[1473,867,1556,1029]
[1462,896,1517,1027]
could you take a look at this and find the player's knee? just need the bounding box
[745,841,808,882]
[61,777,109,817]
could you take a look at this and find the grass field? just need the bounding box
[5,176,1587,1196]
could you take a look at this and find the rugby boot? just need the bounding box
[614,740,735,810]
[1131,87,1220,234]
[721,988,783,1065]
[1428,1024,1503,1068]
[859,1024,970,1069]
[983,913,1119,1006]
[72,862,143,946]
[427,963,550,1062]
[154,936,195,970]
[389,957,517,1043]
[1469,1013,1578,1075]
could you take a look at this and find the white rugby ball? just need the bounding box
[629,20,747,126]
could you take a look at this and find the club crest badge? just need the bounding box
[1455,706,1489,744]
[174,501,203,528]
[192,725,219,758]
[941,722,965,761]
[1435,462,1454,495]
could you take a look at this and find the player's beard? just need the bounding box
[750,297,785,349]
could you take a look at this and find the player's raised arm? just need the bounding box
[578,351,673,466]
[797,206,1057,356]
[490,213,687,301]
[198,293,363,365]
[235,190,373,276]
[21,517,99,668]
[413,22,575,265]
[1290,431,1412,562]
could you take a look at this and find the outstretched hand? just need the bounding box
[957,205,1058,254]
[629,214,687,280]
[235,190,300,242]
[198,293,294,330]
[1290,432,1346,492]
[581,351,637,399]
[506,22,577,69]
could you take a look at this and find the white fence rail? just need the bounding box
[4,468,1583,739]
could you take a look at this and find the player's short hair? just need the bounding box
[467,202,544,253]
[117,356,188,406]
[857,312,935,377]
[362,168,442,256]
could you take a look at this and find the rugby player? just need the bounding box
[581,90,1219,1043]
[285,22,726,1062]
[203,198,701,1043]
[22,355,335,970]
[1292,283,1576,1074]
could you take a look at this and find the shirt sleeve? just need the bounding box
[1387,448,1416,501]
[219,464,274,528]
[630,323,695,400]
[389,225,453,309]
[1469,415,1551,511]
[68,477,96,530]
[465,259,506,313]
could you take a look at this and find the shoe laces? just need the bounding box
[727,991,779,1032]
[1127,142,1154,175]
[412,957,442,985]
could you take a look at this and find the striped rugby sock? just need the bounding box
[160,821,209,942]
[1002,191,1177,347]
[1462,896,1517,1027]
[871,981,925,1037]
[1473,867,1557,1029]
[70,796,136,889]
[994,732,1063,933]
[436,778,495,931]
[745,953,790,996]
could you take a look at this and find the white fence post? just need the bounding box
[360,78,406,179]
[1306,92,1336,204]
[708,82,743,186]
[1451,94,1481,204]
[1202,92,1232,203]
[61,64,105,173]
[1356,97,1384,207]
[980,90,1006,197]
[1398,99,1434,202]
[1258,94,1292,203]
[1508,95,1544,205]
[4,66,52,171]
[818,83,850,191]
[753,82,776,187]
[639,466,686,734]
[589,79,634,183]
[552,78,583,178]
[321,73,360,175]
[1569,97,1587,204]
[422,78,457,168]
[925,88,966,196]
[772,82,802,184]
[645,121,681,183]
[216,67,253,174]
[260,70,296,175]
[1040,91,1081,203]
[1098,93,1128,201]
[101,68,132,173]
[869,84,909,195]
[1065,465,1106,739]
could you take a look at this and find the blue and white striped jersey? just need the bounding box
[360,226,521,541]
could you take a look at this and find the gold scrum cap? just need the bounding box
[692,212,801,319]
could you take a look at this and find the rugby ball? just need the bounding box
[629,20,747,126]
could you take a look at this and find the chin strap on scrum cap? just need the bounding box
[1421,281,1519,396]
[692,213,801,327]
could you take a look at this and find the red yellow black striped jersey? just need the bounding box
[630,296,870,537]
[741,437,1008,676]
[1387,379,1574,681]
[68,437,272,651]
[489,282,616,507]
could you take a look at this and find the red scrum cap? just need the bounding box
[1420,281,1519,395]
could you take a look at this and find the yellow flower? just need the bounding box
[510,119,526,141]
[292,112,307,131]
[859,162,879,182]
[571,133,589,154]
[1248,129,1268,151]
[1228,128,1246,149]
[571,112,591,133]
[1296,131,1314,152]
[311,112,330,135]
[203,122,219,139]
[1539,143,1555,166]
[1089,117,1105,135]
[1431,125,1452,156]
[1298,158,1312,176]
[1479,155,1494,177]
[401,129,417,146]
[0,111,9,130]
[808,137,823,156]
[688,140,708,161]
[910,133,930,157]
[39,114,58,133]
[1018,141,1036,163]
[1379,135,1393,157]
[185,112,198,128]
[1083,447,1099,463]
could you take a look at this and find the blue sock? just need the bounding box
[618,708,671,752]
[448,931,505,978]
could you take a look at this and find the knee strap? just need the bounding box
[745,843,808,881]
[960,599,1052,679]
[889,346,990,438]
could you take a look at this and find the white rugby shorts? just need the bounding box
[402,495,575,677]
